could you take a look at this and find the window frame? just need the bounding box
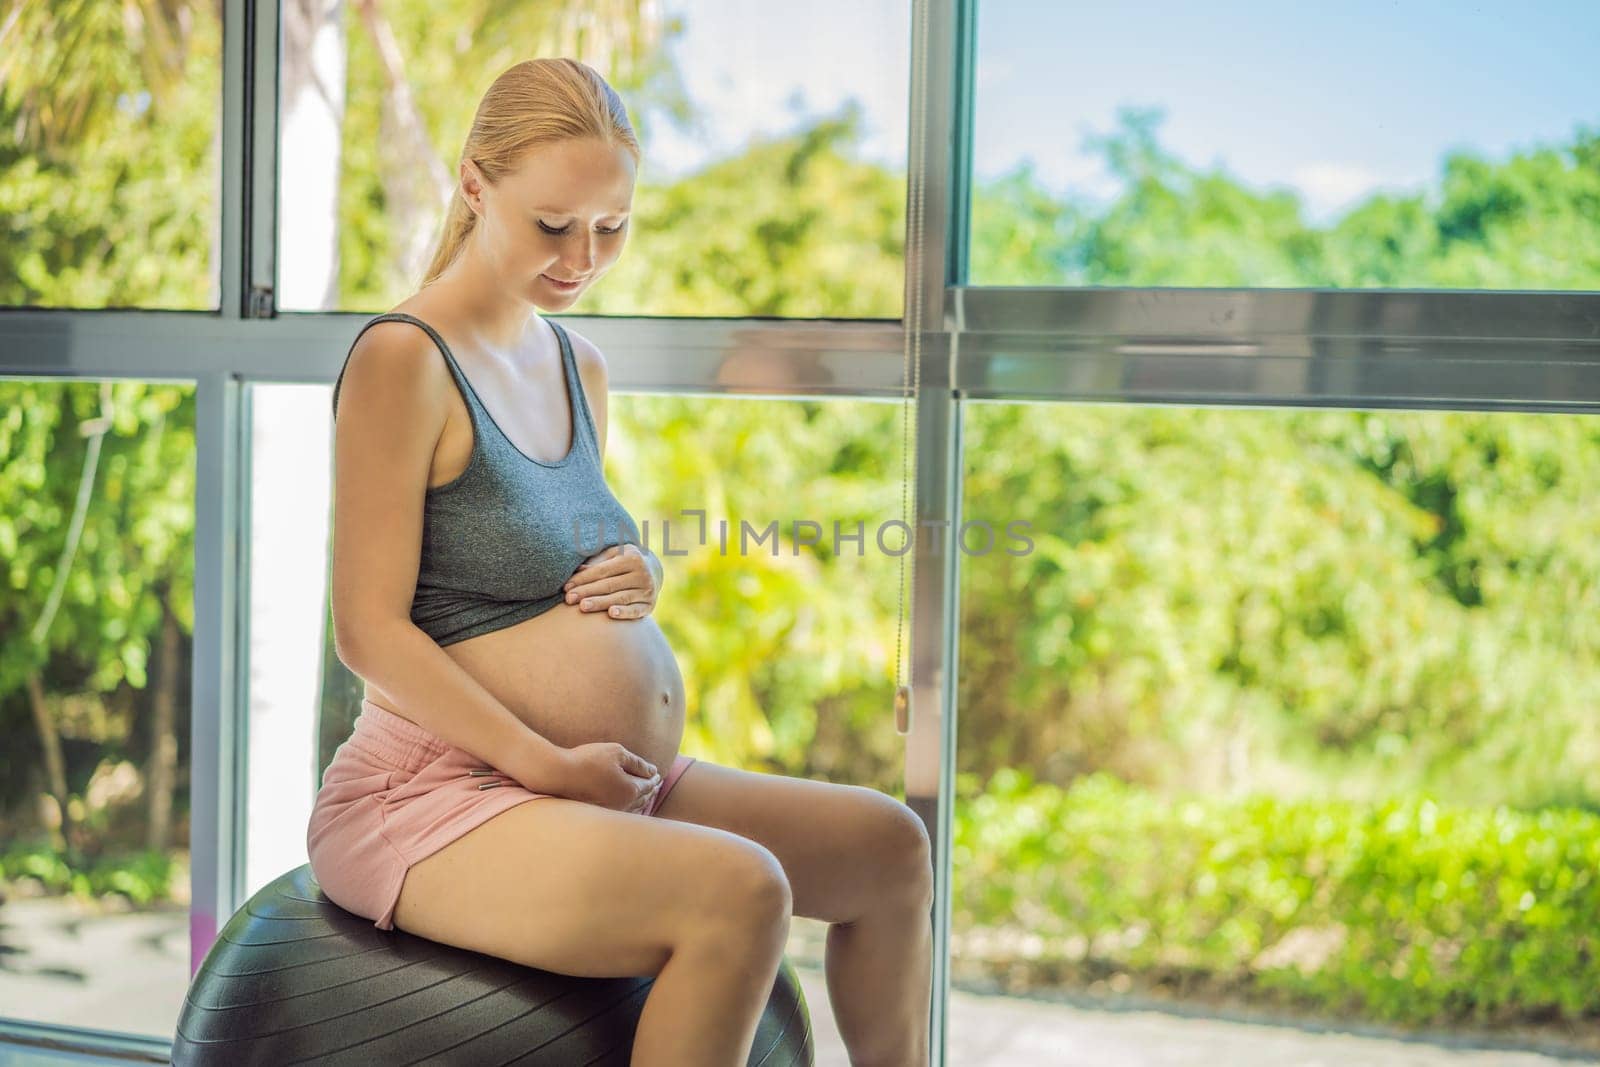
[1,0,1597,1062]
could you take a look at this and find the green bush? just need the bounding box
[0,841,177,906]
[954,770,1600,1027]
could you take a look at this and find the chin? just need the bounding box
[527,290,569,312]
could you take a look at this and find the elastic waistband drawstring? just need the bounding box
[345,700,452,771]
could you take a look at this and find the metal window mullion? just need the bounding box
[187,0,275,981]
[217,0,248,320]
[947,287,1600,410]
[945,0,977,288]
[6,292,1599,405]
[0,1019,171,1063]
[0,313,911,390]
[187,371,246,977]
[905,2,970,1065]
[247,0,281,317]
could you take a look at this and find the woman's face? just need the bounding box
[465,137,637,308]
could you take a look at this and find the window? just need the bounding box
[970,1,1600,290]
[0,378,196,1039]
[949,398,1600,1057]
[0,4,223,310]
[248,384,911,1060]
[277,0,911,317]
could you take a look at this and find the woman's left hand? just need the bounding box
[563,544,660,619]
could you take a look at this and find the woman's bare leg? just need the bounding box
[825,886,934,1067]
[632,875,792,1066]
[650,761,938,1066]
[387,798,796,1066]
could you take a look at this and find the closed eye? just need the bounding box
[539,220,627,236]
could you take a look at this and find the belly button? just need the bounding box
[661,690,671,705]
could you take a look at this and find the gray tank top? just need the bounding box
[333,312,643,646]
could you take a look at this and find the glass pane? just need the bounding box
[242,384,334,899]
[0,4,223,310]
[0,378,197,1038]
[951,400,1600,1063]
[254,379,911,1062]
[278,1,910,317]
[971,0,1600,291]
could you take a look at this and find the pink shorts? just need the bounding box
[306,699,697,930]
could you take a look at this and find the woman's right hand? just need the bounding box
[554,742,661,814]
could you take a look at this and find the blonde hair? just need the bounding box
[421,58,641,287]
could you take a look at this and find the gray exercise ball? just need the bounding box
[172,864,813,1065]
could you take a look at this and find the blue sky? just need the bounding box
[642,1,911,180]
[644,1,1597,225]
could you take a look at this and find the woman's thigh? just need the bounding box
[652,760,934,925]
[392,795,791,979]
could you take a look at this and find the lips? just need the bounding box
[543,274,585,286]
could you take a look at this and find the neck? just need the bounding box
[426,236,543,352]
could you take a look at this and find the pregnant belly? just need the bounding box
[428,601,686,784]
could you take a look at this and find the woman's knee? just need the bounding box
[870,793,934,910]
[735,839,794,920]
[699,839,793,942]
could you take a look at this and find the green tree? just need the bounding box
[969,106,1600,291]
[0,381,195,857]
[0,0,222,308]
[334,0,684,305]
[958,403,1600,809]
[582,102,905,319]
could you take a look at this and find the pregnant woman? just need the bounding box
[306,58,932,1066]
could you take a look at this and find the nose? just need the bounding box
[563,233,597,277]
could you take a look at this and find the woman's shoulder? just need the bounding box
[335,310,456,419]
[379,296,463,338]
[556,321,609,389]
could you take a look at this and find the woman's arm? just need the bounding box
[331,320,570,789]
